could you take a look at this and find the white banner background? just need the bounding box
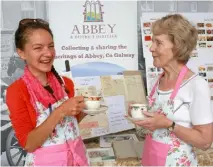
[48,0,138,77]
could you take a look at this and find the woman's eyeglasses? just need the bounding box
[19,18,49,27]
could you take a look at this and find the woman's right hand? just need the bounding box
[60,96,85,117]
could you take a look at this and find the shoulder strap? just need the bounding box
[170,65,188,100]
[149,66,188,100]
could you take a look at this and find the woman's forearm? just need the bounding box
[24,106,65,152]
[173,123,213,150]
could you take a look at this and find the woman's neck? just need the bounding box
[162,61,184,82]
[28,66,48,86]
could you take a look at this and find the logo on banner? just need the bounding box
[83,0,104,22]
[70,0,117,39]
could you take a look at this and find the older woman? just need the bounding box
[134,14,213,166]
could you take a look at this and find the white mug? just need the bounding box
[130,104,147,119]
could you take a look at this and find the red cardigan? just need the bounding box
[6,77,75,148]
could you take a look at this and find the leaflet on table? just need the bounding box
[111,75,127,97]
[123,71,147,104]
[99,133,138,148]
[79,113,109,139]
[86,147,116,166]
[104,95,134,133]
[100,76,117,97]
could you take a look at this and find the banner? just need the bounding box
[48,0,138,77]
[48,0,138,139]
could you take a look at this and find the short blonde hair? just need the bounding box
[152,14,198,64]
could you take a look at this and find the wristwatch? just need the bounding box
[168,121,176,132]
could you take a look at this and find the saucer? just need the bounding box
[83,105,108,115]
[124,115,146,122]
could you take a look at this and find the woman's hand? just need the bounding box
[133,111,173,131]
[60,96,85,117]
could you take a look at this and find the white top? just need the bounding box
[154,74,213,127]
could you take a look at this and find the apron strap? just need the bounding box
[148,65,188,100]
[170,65,188,100]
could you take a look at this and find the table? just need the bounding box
[84,129,213,166]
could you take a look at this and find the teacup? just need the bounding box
[130,104,147,119]
[84,96,102,110]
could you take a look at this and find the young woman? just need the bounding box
[6,18,89,166]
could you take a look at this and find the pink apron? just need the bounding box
[142,65,188,166]
[34,137,88,166]
[23,98,89,166]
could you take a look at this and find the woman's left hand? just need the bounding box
[133,111,172,131]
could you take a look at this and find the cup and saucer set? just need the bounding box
[83,95,108,116]
[125,103,148,122]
